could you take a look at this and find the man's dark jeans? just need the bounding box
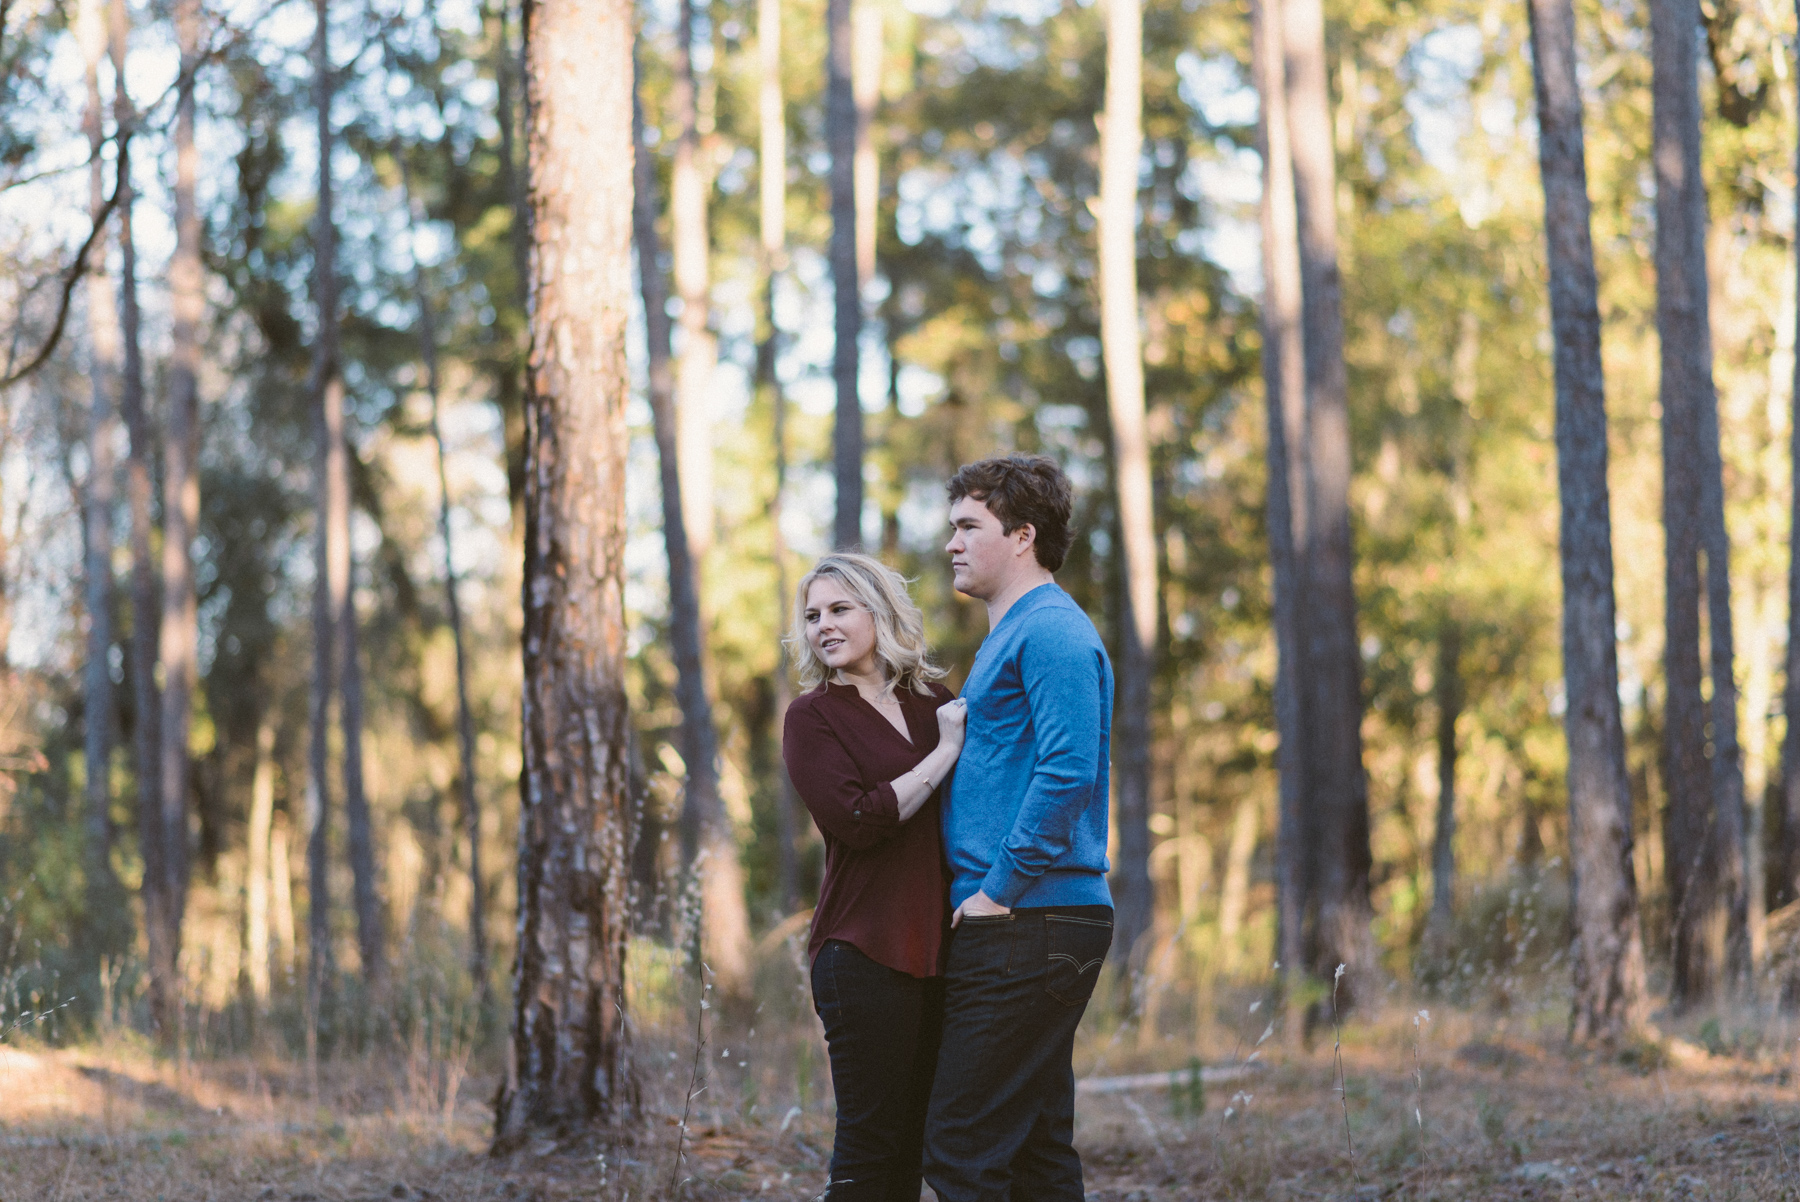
[811,939,945,1201]
[923,905,1113,1202]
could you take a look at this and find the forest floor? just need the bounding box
[0,1003,1797,1200]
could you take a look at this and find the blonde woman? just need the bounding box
[782,552,966,1202]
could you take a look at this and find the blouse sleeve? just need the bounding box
[783,699,904,850]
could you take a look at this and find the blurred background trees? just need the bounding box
[3,0,1800,1074]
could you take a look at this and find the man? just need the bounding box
[924,454,1114,1202]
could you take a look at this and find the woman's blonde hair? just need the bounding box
[786,552,947,698]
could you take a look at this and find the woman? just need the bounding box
[782,552,966,1202]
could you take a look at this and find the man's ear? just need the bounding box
[1013,523,1038,557]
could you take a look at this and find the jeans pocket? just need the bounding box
[1044,915,1112,1007]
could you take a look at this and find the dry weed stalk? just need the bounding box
[1331,962,1357,1182]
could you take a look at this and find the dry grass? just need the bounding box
[2,1000,1799,1200]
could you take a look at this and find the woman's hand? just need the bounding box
[937,697,967,752]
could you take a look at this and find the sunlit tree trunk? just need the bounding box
[760,0,801,912]
[1283,0,1373,992]
[495,0,639,1135]
[340,535,382,986]
[159,0,204,965]
[247,718,275,1004]
[1251,0,1310,1029]
[672,0,715,559]
[853,0,879,289]
[828,0,862,548]
[632,48,750,997]
[79,0,122,936]
[111,0,174,1041]
[1780,0,1800,997]
[1528,0,1647,1042]
[1097,0,1154,970]
[1654,0,1746,1007]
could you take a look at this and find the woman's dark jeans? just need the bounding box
[811,939,945,1201]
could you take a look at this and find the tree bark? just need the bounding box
[1282,0,1373,992]
[1783,0,1800,930]
[632,49,750,997]
[110,0,174,1041]
[1251,0,1310,1028]
[402,156,488,998]
[306,0,341,1004]
[828,0,862,549]
[1425,621,1462,947]
[247,717,275,1004]
[759,0,801,913]
[1653,0,1745,1007]
[496,0,639,1135]
[340,471,383,987]
[79,0,122,939]
[672,0,716,560]
[1527,0,1647,1042]
[1098,0,1154,969]
[158,0,203,966]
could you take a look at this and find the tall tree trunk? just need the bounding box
[339,514,382,985]
[306,0,341,1005]
[1425,621,1462,948]
[111,0,173,1041]
[1743,584,1775,967]
[759,0,801,913]
[487,0,531,308]
[827,0,862,548]
[1527,0,1647,1042]
[1654,0,1744,1007]
[1098,0,1154,969]
[1283,0,1373,991]
[402,158,488,998]
[672,0,715,560]
[1783,0,1800,934]
[496,0,639,1136]
[247,717,275,1004]
[159,0,203,967]
[271,810,297,980]
[632,49,750,997]
[79,0,122,940]
[1251,0,1310,1031]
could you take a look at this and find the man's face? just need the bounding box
[946,495,1031,600]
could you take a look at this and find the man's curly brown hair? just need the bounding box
[946,454,1075,572]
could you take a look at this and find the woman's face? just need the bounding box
[804,577,880,679]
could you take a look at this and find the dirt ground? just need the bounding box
[1,1010,1798,1200]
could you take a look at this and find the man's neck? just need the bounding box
[983,569,1055,630]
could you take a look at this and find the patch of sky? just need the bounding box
[896,365,943,418]
[1404,24,1482,180]
[1176,52,1257,132]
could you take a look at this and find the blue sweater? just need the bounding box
[944,583,1114,910]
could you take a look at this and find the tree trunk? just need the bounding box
[1251,0,1310,1030]
[110,0,174,1041]
[1282,0,1373,992]
[247,717,275,1004]
[1425,621,1462,947]
[158,0,203,965]
[671,0,716,560]
[306,0,341,1005]
[402,158,488,998]
[632,49,750,997]
[1783,0,1800,933]
[496,0,639,1135]
[1654,0,1744,1008]
[1097,0,1154,969]
[1217,793,1259,971]
[1527,0,1647,1042]
[828,0,862,548]
[339,533,383,985]
[759,0,801,913]
[79,0,122,940]
[272,810,298,981]
[1743,583,1775,968]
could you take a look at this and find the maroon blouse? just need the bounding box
[782,680,955,978]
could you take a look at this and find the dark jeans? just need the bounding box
[811,939,945,1201]
[923,905,1113,1202]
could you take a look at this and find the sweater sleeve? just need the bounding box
[977,618,1104,907]
[783,698,904,850]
